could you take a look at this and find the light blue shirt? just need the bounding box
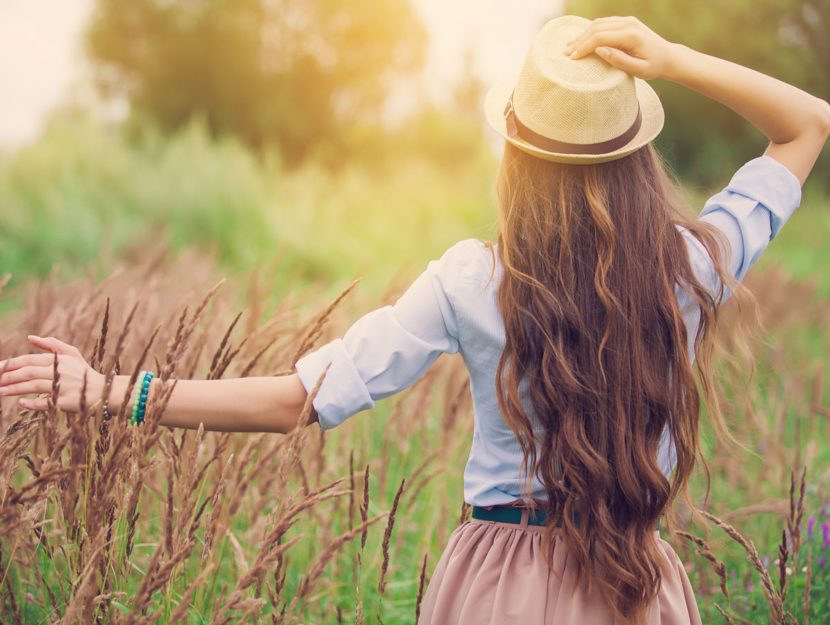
[296,156,801,506]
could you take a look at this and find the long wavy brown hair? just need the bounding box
[495,143,738,624]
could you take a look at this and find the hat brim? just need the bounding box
[485,75,664,164]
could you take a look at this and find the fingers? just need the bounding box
[0,336,100,414]
[0,353,79,398]
[0,365,55,387]
[0,379,54,397]
[566,28,639,60]
[565,17,628,55]
[19,396,50,412]
[0,355,61,402]
[28,335,84,358]
[0,353,58,374]
[595,46,651,76]
[561,16,663,80]
[0,336,85,373]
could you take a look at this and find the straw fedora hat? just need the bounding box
[485,15,664,164]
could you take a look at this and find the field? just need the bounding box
[0,119,829,624]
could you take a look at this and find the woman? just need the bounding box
[1,15,828,625]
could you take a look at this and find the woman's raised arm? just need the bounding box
[566,16,830,185]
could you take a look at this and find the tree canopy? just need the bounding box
[87,0,427,165]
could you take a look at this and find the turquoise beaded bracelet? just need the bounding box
[130,371,154,426]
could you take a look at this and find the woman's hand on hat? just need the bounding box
[0,335,104,412]
[564,16,676,81]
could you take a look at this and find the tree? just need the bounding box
[87,0,427,165]
[567,0,830,186]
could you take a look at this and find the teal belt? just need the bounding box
[471,506,552,526]
[471,506,660,530]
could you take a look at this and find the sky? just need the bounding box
[0,0,563,148]
[0,0,94,147]
[410,0,563,102]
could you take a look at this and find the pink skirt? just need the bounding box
[418,514,702,625]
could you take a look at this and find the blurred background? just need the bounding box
[0,0,828,311]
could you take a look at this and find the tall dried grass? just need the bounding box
[0,250,474,624]
[0,252,827,624]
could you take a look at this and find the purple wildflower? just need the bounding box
[822,521,830,549]
[819,556,826,568]
[808,516,817,536]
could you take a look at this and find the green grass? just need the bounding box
[757,181,830,296]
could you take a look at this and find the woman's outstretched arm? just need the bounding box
[1,242,467,434]
[566,16,830,184]
[0,335,313,434]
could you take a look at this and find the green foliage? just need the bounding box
[566,0,830,186]
[0,115,497,315]
[752,181,830,296]
[86,0,427,166]
[0,116,271,285]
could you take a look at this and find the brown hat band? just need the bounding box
[504,93,643,156]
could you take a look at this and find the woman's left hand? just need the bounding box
[0,335,104,412]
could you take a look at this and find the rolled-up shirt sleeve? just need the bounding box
[697,155,801,283]
[295,240,471,430]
